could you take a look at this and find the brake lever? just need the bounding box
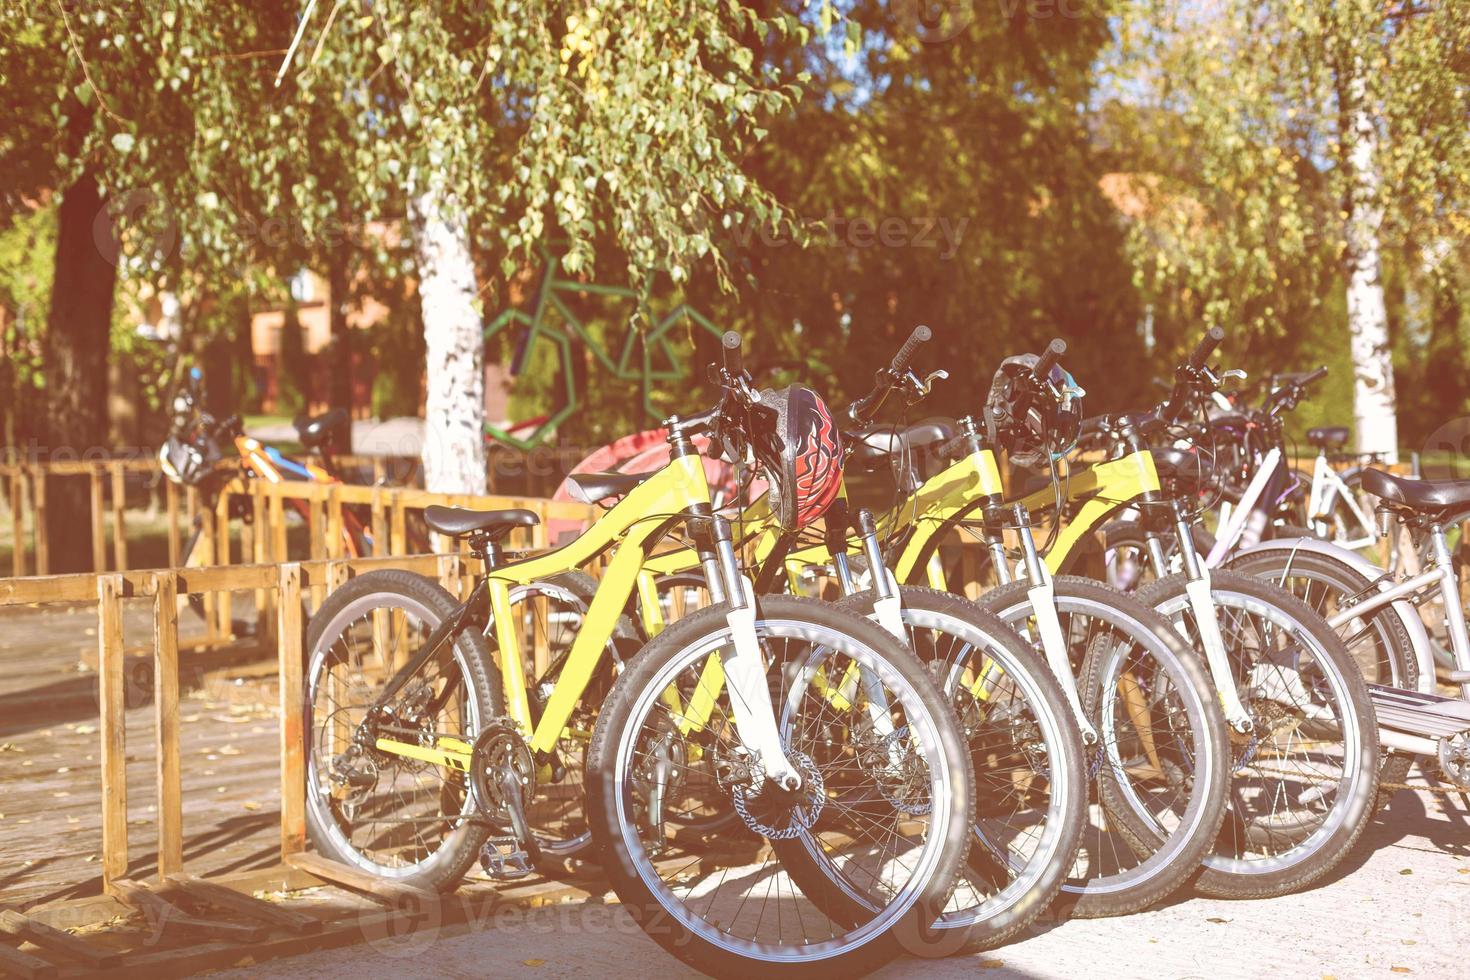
[901,368,948,403]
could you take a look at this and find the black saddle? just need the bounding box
[1152,447,1213,489]
[566,470,653,503]
[1359,468,1470,516]
[1307,426,1349,450]
[295,408,350,451]
[423,505,540,539]
[846,421,955,468]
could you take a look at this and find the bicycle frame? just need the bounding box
[368,451,806,787]
[1306,453,1377,550]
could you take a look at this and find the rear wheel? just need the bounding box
[304,570,503,892]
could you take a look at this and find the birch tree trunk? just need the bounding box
[409,170,487,495]
[1344,65,1398,464]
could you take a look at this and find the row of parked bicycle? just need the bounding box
[289,326,1470,977]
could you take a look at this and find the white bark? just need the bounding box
[409,171,487,494]
[1344,65,1398,464]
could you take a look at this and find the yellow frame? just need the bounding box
[632,443,1161,603]
[374,453,714,769]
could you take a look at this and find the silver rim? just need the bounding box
[609,615,957,963]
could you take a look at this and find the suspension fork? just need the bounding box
[999,503,1098,743]
[697,512,804,791]
[1158,498,1254,731]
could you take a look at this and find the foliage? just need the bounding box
[1109,0,1470,387]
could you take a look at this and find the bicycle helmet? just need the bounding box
[750,385,844,531]
[986,354,1086,469]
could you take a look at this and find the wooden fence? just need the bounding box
[0,553,482,903]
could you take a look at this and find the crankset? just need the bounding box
[469,720,541,880]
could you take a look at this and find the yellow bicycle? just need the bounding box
[303,333,975,976]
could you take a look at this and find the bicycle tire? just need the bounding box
[586,594,974,978]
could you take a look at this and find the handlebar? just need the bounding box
[1300,365,1328,387]
[1034,338,1066,381]
[890,325,931,374]
[848,325,935,424]
[721,331,744,378]
[1189,326,1225,369]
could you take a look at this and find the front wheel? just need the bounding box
[838,586,1086,953]
[976,575,1232,918]
[1136,570,1380,898]
[587,594,974,978]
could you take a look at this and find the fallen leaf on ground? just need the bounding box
[1206,917,1230,924]
[243,801,262,811]
[521,959,545,967]
[1400,868,1413,875]
[978,959,1005,969]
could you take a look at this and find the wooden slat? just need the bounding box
[89,469,106,573]
[283,852,436,908]
[8,467,22,578]
[370,488,387,558]
[199,503,217,638]
[325,485,344,560]
[390,497,407,555]
[214,491,232,636]
[278,563,306,858]
[0,910,120,968]
[31,468,47,576]
[110,461,128,571]
[153,571,184,880]
[98,573,129,893]
[111,878,268,943]
[0,941,57,980]
[166,478,181,568]
[163,874,322,934]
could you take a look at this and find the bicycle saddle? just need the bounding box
[1359,468,1470,515]
[295,407,350,449]
[1307,426,1349,450]
[565,470,653,504]
[846,421,954,467]
[423,505,540,539]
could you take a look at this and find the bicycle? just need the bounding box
[304,332,977,976]
[965,332,1379,899]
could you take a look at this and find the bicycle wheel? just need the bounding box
[586,594,974,978]
[1226,547,1415,810]
[838,586,1086,952]
[1137,570,1380,897]
[304,569,503,892]
[976,575,1231,917]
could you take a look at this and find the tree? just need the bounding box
[274,0,806,491]
[1113,0,1470,458]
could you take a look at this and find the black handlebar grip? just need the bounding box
[721,331,743,376]
[1188,326,1225,369]
[1301,365,1328,387]
[890,325,932,373]
[1034,338,1067,380]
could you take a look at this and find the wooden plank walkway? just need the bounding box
[1,601,284,909]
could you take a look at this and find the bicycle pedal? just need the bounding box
[479,835,534,881]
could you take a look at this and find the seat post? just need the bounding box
[469,532,503,570]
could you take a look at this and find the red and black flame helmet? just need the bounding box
[750,385,844,531]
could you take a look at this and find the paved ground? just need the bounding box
[219,785,1469,980]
